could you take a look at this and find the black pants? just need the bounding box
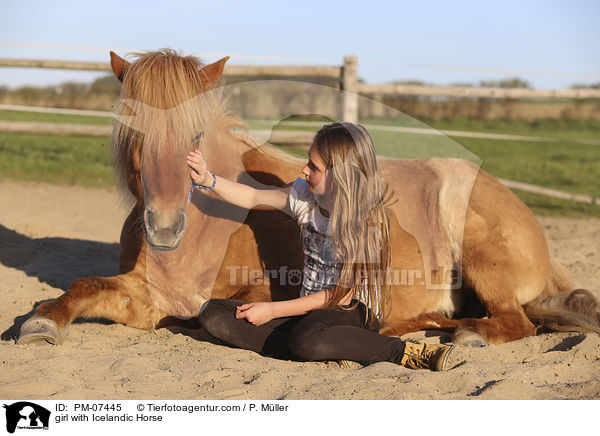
[198,299,406,364]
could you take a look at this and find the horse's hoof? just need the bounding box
[17,316,63,345]
[453,330,486,347]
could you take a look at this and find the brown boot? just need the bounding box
[400,342,459,371]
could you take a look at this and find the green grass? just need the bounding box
[0,132,114,187]
[430,118,600,141]
[277,146,306,158]
[0,109,113,126]
[0,111,598,217]
[247,120,478,161]
[360,117,600,141]
[447,137,600,217]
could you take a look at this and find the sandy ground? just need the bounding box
[1,181,599,400]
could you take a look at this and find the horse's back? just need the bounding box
[379,157,551,306]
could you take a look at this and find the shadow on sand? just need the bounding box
[0,223,120,341]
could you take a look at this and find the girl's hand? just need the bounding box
[186,149,210,186]
[235,302,276,326]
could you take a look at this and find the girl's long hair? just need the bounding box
[313,123,392,323]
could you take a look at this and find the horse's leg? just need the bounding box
[379,312,459,337]
[17,272,165,345]
[452,310,536,346]
[451,175,548,346]
[379,215,462,338]
[450,252,540,346]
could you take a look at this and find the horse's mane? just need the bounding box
[111,49,232,193]
[111,49,303,204]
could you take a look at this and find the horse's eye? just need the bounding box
[191,132,204,143]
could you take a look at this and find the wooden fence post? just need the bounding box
[342,56,359,123]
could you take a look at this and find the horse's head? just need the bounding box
[110,49,229,251]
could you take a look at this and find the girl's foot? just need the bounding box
[400,342,461,371]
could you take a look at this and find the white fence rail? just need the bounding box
[2,57,600,124]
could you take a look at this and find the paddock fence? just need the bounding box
[2,57,600,124]
[0,56,599,206]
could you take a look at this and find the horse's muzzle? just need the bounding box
[144,208,187,251]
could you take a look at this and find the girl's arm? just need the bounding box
[236,288,354,325]
[187,149,289,211]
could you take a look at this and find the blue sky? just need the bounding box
[1,0,599,89]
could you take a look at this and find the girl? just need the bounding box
[188,122,459,371]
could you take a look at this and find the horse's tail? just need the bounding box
[524,259,600,335]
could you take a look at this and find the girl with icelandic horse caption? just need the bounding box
[188,122,462,371]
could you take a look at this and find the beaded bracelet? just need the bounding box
[188,170,216,202]
[194,170,217,190]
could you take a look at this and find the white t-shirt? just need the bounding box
[288,178,381,315]
[288,178,341,297]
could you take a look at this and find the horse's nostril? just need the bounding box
[176,210,187,235]
[144,209,154,232]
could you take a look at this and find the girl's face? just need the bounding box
[302,145,332,196]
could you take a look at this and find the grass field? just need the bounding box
[0,132,113,187]
[365,117,600,141]
[0,109,112,126]
[0,110,598,217]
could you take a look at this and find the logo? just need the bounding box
[3,402,50,434]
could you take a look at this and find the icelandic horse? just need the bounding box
[17,49,600,348]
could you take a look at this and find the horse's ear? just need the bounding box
[199,56,230,89]
[110,51,130,82]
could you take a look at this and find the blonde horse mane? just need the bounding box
[112,48,303,201]
[112,49,232,194]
